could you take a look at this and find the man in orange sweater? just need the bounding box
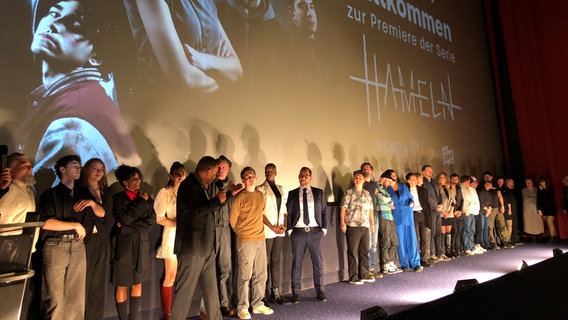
[230,167,274,319]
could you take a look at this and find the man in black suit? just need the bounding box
[286,167,327,303]
[171,156,226,320]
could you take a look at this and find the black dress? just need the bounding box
[111,191,156,286]
[81,188,114,320]
[537,187,556,217]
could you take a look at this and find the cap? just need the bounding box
[470,176,478,183]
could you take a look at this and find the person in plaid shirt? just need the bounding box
[376,172,401,274]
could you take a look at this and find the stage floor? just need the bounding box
[260,241,568,320]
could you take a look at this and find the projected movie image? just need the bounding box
[0,0,501,197]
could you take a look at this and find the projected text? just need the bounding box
[349,34,462,125]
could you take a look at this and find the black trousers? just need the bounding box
[452,217,463,253]
[413,211,431,260]
[429,211,442,256]
[265,237,284,291]
[290,228,324,295]
[85,233,111,320]
[345,226,370,279]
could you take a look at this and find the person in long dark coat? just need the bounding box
[112,165,155,320]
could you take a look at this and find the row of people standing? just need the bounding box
[169,158,328,320]
[0,152,326,320]
[345,164,550,288]
[2,152,565,319]
[522,176,559,243]
[0,153,155,320]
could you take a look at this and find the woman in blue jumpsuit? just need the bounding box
[387,173,422,271]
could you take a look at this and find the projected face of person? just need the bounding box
[239,0,262,12]
[290,0,317,38]
[31,1,95,69]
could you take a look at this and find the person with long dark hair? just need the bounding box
[78,158,113,320]
[112,165,156,320]
[155,162,187,320]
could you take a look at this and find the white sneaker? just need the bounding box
[472,247,484,254]
[384,264,402,274]
[465,249,473,256]
[252,305,274,315]
[238,309,252,319]
[438,254,451,261]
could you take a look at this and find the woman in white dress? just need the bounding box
[155,162,187,320]
[522,178,544,238]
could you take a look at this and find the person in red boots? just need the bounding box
[155,162,188,319]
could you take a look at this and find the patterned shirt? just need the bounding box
[376,184,394,220]
[341,187,373,227]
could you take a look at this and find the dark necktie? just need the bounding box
[303,188,310,225]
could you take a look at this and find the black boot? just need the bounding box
[445,234,454,258]
[271,288,291,305]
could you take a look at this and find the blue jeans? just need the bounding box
[462,214,476,251]
[480,213,490,248]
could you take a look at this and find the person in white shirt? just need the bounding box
[256,163,290,305]
[459,175,482,255]
[0,153,37,319]
[0,153,36,229]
